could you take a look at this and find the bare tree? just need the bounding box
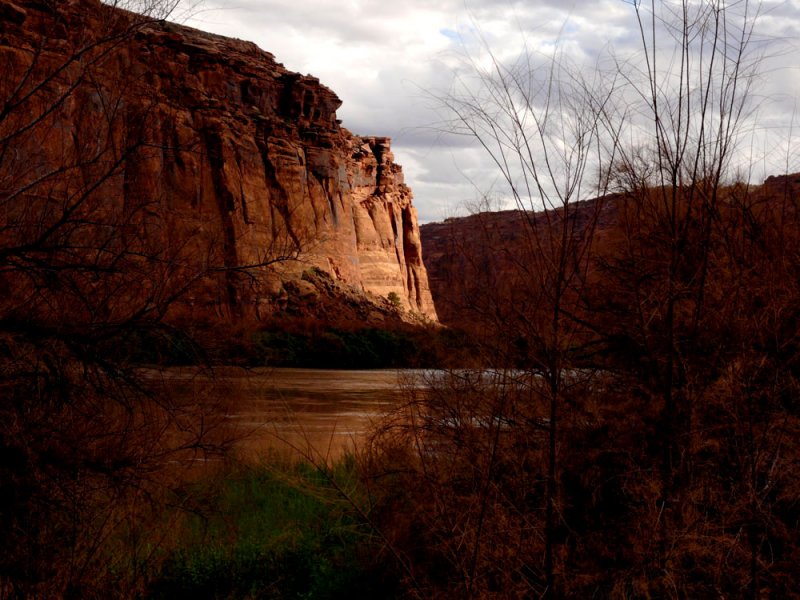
[429,28,626,596]
[0,1,259,596]
[586,2,776,593]
[357,32,620,598]
[363,2,800,598]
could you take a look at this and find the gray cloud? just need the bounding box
[186,0,800,223]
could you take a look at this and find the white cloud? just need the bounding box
[185,0,800,223]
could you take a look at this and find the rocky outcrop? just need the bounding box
[0,0,437,323]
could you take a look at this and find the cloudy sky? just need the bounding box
[185,1,800,223]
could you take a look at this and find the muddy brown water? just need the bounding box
[141,367,425,462]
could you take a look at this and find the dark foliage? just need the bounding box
[251,325,477,369]
[364,178,800,599]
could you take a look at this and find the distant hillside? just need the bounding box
[421,174,800,329]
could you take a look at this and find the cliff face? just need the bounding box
[0,0,437,322]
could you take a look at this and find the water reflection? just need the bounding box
[144,367,414,460]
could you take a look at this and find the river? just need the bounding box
[143,367,419,462]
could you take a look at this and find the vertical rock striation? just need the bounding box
[0,0,437,322]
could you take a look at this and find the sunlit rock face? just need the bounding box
[1,0,437,322]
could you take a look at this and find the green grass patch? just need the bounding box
[148,458,399,599]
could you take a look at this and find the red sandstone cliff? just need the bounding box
[0,0,437,324]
